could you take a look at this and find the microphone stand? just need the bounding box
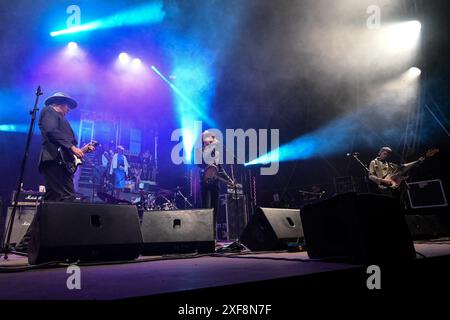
[175,188,192,209]
[230,164,240,239]
[1,86,42,260]
[351,154,370,172]
[350,153,371,193]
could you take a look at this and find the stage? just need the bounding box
[1,240,450,302]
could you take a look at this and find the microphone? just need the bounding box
[346,152,360,156]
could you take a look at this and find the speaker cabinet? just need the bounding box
[1,206,36,248]
[239,207,304,251]
[405,214,450,240]
[28,202,143,265]
[301,192,415,263]
[140,209,215,255]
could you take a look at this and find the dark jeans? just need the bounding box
[201,182,219,239]
[41,161,76,201]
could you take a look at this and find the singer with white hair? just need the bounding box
[199,130,234,243]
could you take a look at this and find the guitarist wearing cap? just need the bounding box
[38,92,96,201]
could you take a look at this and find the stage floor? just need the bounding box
[1,240,450,301]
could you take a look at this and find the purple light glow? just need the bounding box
[24,45,170,118]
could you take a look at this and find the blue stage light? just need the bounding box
[50,2,165,37]
[0,124,29,133]
[151,65,215,162]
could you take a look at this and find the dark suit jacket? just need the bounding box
[38,106,77,171]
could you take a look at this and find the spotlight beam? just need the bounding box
[50,2,165,37]
[151,66,215,126]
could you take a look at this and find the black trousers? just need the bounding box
[41,161,76,201]
[201,182,219,239]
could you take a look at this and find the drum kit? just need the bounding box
[129,186,193,211]
[97,186,184,211]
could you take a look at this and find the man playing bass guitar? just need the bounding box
[368,146,438,191]
[38,92,96,201]
[15,92,96,253]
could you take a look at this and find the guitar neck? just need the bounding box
[80,141,97,153]
[395,158,423,177]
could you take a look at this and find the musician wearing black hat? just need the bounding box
[15,93,95,253]
[38,92,95,201]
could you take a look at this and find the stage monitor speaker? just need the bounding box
[239,207,304,251]
[405,214,450,240]
[1,206,36,248]
[300,192,415,263]
[140,209,215,255]
[28,202,143,265]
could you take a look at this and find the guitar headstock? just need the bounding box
[425,148,439,158]
[90,140,100,147]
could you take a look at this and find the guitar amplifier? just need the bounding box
[407,179,448,209]
[11,190,44,206]
[1,206,36,247]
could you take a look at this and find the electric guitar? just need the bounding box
[203,164,236,187]
[58,140,99,175]
[379,148,439,189]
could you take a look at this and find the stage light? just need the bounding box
[118,52,130,64]
[407,67,421,78]
[385,20,421,51]
[63,41,83,58]
[67,42,78,50]
[50,2,165,37]
[131,58,142,68]
[0,124,29,133]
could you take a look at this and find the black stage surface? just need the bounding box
[1,240,449,303]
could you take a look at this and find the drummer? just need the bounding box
[110,145,129,199]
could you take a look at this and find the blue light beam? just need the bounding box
[151,65,216,127]
[50,2,165,37]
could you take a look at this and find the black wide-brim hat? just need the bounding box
[44,92,78,109]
